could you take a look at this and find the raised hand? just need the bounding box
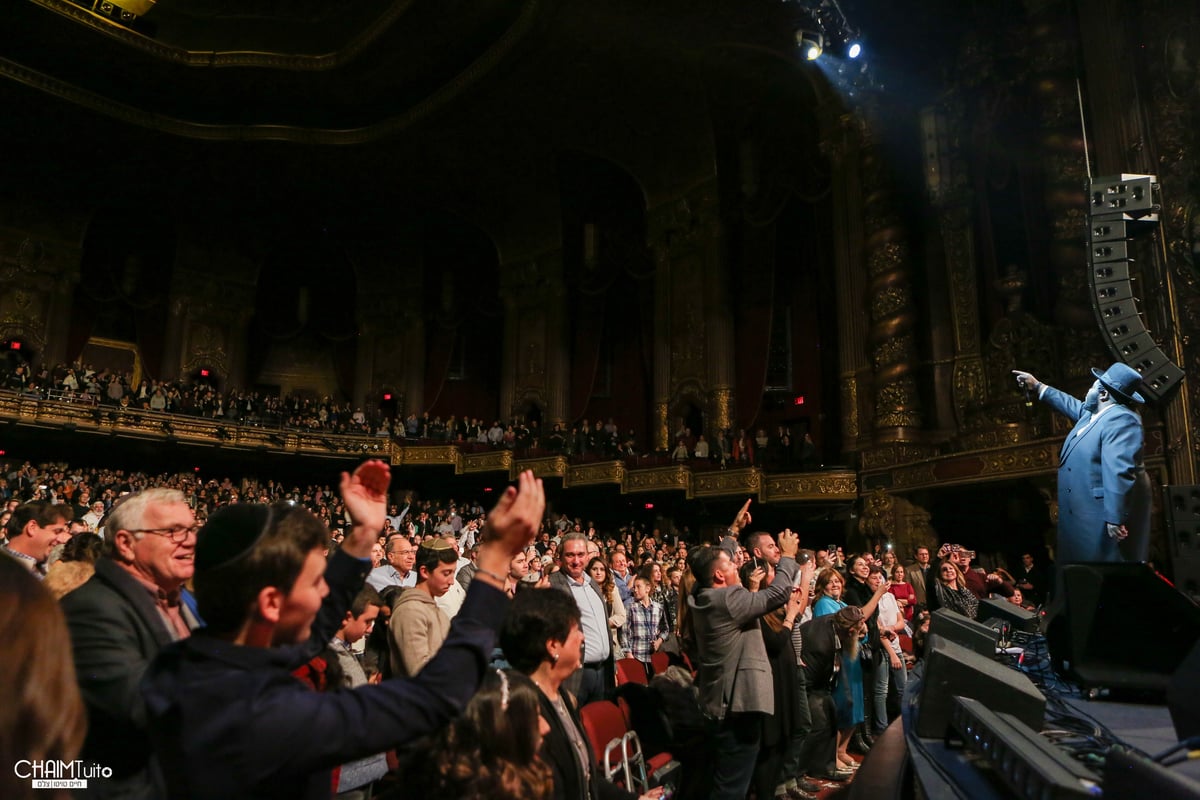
[339,460,391,558]
[730,498,752,532]
[1011,369,1040,392]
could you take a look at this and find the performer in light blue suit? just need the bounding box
[1012,364,1151,565]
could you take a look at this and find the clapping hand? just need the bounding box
[339,460,391,558]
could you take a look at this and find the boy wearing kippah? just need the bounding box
[388,538,457,677]
[142,462,544,800]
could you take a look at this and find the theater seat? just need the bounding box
[616,657,648,685]
[581,695,677,792]
[651,651,670,675]
[579,700,630,786]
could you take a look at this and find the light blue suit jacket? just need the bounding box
[1041,385,1149,563]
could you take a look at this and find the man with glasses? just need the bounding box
[1,500,70,577]
[62,488,201,799]
[366,533,417,592]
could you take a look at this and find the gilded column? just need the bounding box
[1024,0,1099,375]
[353,319,375,412]
[160,297,188,381]
[820,110,869,452]
[861,109,925,439]
[921,102,985,432]
[649,234,672,453]
[546,276,570,428]
[700,184,735,442]
[402,305,426,415]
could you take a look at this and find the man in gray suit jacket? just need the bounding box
[687,529,802,800]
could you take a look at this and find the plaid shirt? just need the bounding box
[622,598,668,662]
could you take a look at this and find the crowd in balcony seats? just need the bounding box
[0,452,1047,800]
[1,359,385,435]
[3,359,834,480]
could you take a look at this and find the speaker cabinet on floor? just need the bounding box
[1168,637,1200,740]
[929,609,998,658]
[977,597,1039,633]
[1046,562,1200,694]
[1166,485,1200,600]
[915,633,1045,739]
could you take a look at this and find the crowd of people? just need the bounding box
[3,359,833,471]
[2,360,385,435]
[0,453,1048,800]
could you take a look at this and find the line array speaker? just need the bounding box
[1085,174,1184,401]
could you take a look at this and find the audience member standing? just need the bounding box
[61,489,200,799]
[549,533,614,704]
[906,546,932,607]
[366,535,417,592]
[686,531,801,800]
[2,501,70,578]
[390,540,457,677]
[141,463,543,800]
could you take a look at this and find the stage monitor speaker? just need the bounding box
[929,608,998,658]
[1046,562,1200,694]
[1168,637,1200,741]
[1105,747,1200,800]
[978,597,1039,633]
[948,696,1100,799]
[915,633,1045,739]
[1166,485,1200,599]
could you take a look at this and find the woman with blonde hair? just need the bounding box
[930,560,979,619]
[0,558,86,800]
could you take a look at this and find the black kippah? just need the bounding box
[196,504,273,572]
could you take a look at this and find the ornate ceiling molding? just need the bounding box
[5,0,543,142]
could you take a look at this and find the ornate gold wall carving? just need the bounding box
[516,455,568,479]
[763,473,857,502]
[463,450,513,474]
[567,461,627,487]
[1138,0,1200,482]
[625,466,690,494]
[855,489,938,557]
[693,468,761,499]
[862,441,1061,493]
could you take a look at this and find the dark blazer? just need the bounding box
[61,557,192,799]
[537,691,635,800]
[142,553,509,800]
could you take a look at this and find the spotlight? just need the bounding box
[847,41,862,59]
[796,30,824,61]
